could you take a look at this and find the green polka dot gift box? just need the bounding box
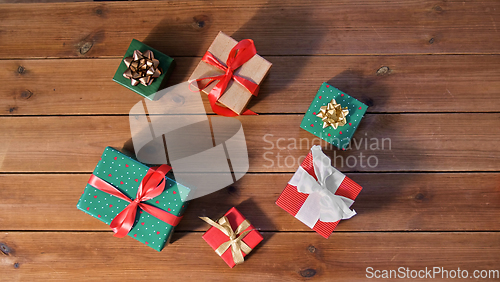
[301,82,368,149]
[77,147,189,251]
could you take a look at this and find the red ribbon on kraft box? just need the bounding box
[191,38,259,117]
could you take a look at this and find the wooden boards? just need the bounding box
[0,0,499,280]
[1,55,499,115]
[0,114,498,172]
[0,173,499,231]
[0,1,499,58]
[0,232,498,281]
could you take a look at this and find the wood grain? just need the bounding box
[0,232,498,281]
[0,0,499,59]
[0,0,89,3]
[0,173,499,232]
[1,55,499,115]
[0,114,498,173]
[0,1,498,280]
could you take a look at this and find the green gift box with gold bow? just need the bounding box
[113,39,175,100]
[301,82,368,149]
[76,147,189,251]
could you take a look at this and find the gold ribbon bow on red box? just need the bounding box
[200,215,253,265]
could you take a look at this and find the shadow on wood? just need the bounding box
[327,69,382,110]
[231,3,326,112]
[143,16,208,91]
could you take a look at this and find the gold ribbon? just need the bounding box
[200,216,253,265]
[123,50,162,86]
[316,99,349,129]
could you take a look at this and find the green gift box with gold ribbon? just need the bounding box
[113,39,175,100]
[77,147,189,251]
[301,82,368,149]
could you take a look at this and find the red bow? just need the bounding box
[87,164,182,238]
[194,39,260,117]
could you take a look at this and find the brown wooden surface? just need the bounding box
[0,115,499,172]
[1,232,499,281]
[0,0,499,281]
[0,0,499,58]
[1,173,499,232]
[1,55,500,115]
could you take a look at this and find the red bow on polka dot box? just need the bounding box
[300,82,368,150]
[77,147,189,251]
[276,146,362,238]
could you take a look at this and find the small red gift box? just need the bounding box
[201,207,263,268]
[276,146,362,238]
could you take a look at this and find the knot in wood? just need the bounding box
[171,94,185,105]
[300,268,317,278]
[17,66,26,74]
[376,66,391,76]
[79,42,93,55]
[0,243,11,255]
[192,15,210,30]
[415,193,425,201]
[21,90,33,99]
[433,5,443,13]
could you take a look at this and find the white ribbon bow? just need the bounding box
[289,145,356,228]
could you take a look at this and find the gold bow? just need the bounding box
[123,50,162,86]
[200,216,253,265]
[316,99,349,129]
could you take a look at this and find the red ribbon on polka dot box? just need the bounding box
[77,147,189,251]
[276,146,362,238]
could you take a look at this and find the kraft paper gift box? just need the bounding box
[188,31,272,115]
[275,146,362,238]
[113,39,175,101]
[301,82,368,149]
[77,147,189,251]
[201,207,263,268]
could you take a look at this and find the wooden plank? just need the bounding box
[0,232,498,281]
[0,173,499,232]
[1,55,499,115]
[0,0,499,58]
[0,114,498,173]
[0,0,90,3]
